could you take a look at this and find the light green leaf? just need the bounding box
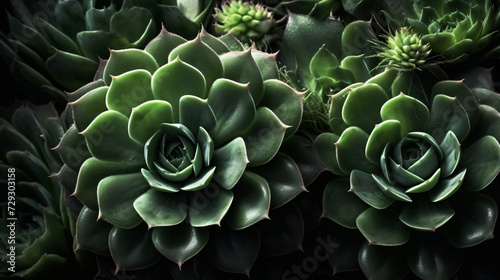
[381,93,429,135]
[427,94,470,143]
[152,59,206,120]
[337,126,379,174]
[365,120,402,164]
[128,100,173,145]
[342,83,387,133]
[106,69,154,117]
[103,49,159,85]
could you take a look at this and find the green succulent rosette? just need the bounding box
[0,104,92,279]
[269,0,343,20]
[314,69,500,279]
[345,0,500,62]
[56,28,307,273]
[0,0,214,104]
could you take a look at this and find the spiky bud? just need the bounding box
[377,28,431,70]
[214,1,274,48]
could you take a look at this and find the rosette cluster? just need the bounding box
[56,28,305,272]
[314,69,500,278]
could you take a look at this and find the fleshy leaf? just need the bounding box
[427,94,470,143]
[207,79,256,146]
[75,157,142,211]
[439,131,461,177]
[405,169,441,193]
[356,207,411,246]
[72,86,109,133]
[336,126,379,174]
[168,35,223,91]
[46,49,98,90]
[97,173,149,229]
[145,28,187,66]
[106,69,154,117]
[313,132,344,176]
[243,107,287,167]
[220,49,264,103]
[209,227,260,275]
[128,100,174,145]
[82,111,144,163]
[399,198,455,231]
[211,137,248,190]
[152,58,206,120]
[141,168,181,193]
[351,169,394,210]
[381,93,429,135]
[257,203,304,256]
[442,191,498,248]
[54,125,91,170]
[179,95,217,134]
[152,223,209,267]
[323,178,369,229]
[458,136,500,191]
[365,120,402,164]
[103,49,159,85]
[189,183,234,227]
[109,225,161,271]
[181,165,215,191]
[358,242,409,280]
[75,207,112,255]
[429,169,466,202]
[225,171,271,230]
[133,189,188,227]
[258,79,303,139]
[431,80,479,127]
[407,234,463,280]
[372,174,413,202]
[250,153,305,209]
[342,83,387,133]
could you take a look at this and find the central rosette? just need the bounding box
[142,123,215,192]
[380,132,442,193]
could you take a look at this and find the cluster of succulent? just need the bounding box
[1,0,500,279]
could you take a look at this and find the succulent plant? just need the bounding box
[346,0,500,62]
[0,104,92,279]
[214,0,278,50]
[374,27,432,70]
[55,28,307,274]
[0,0,215,105]
[314,68,500,279]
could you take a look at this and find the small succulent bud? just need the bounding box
[214,1,275,48]
[376,28,432,70]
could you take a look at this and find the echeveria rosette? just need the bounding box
[314,70,500,279]
[56,28,305,273]
[0,0,214,105]
[0,104,92,279]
